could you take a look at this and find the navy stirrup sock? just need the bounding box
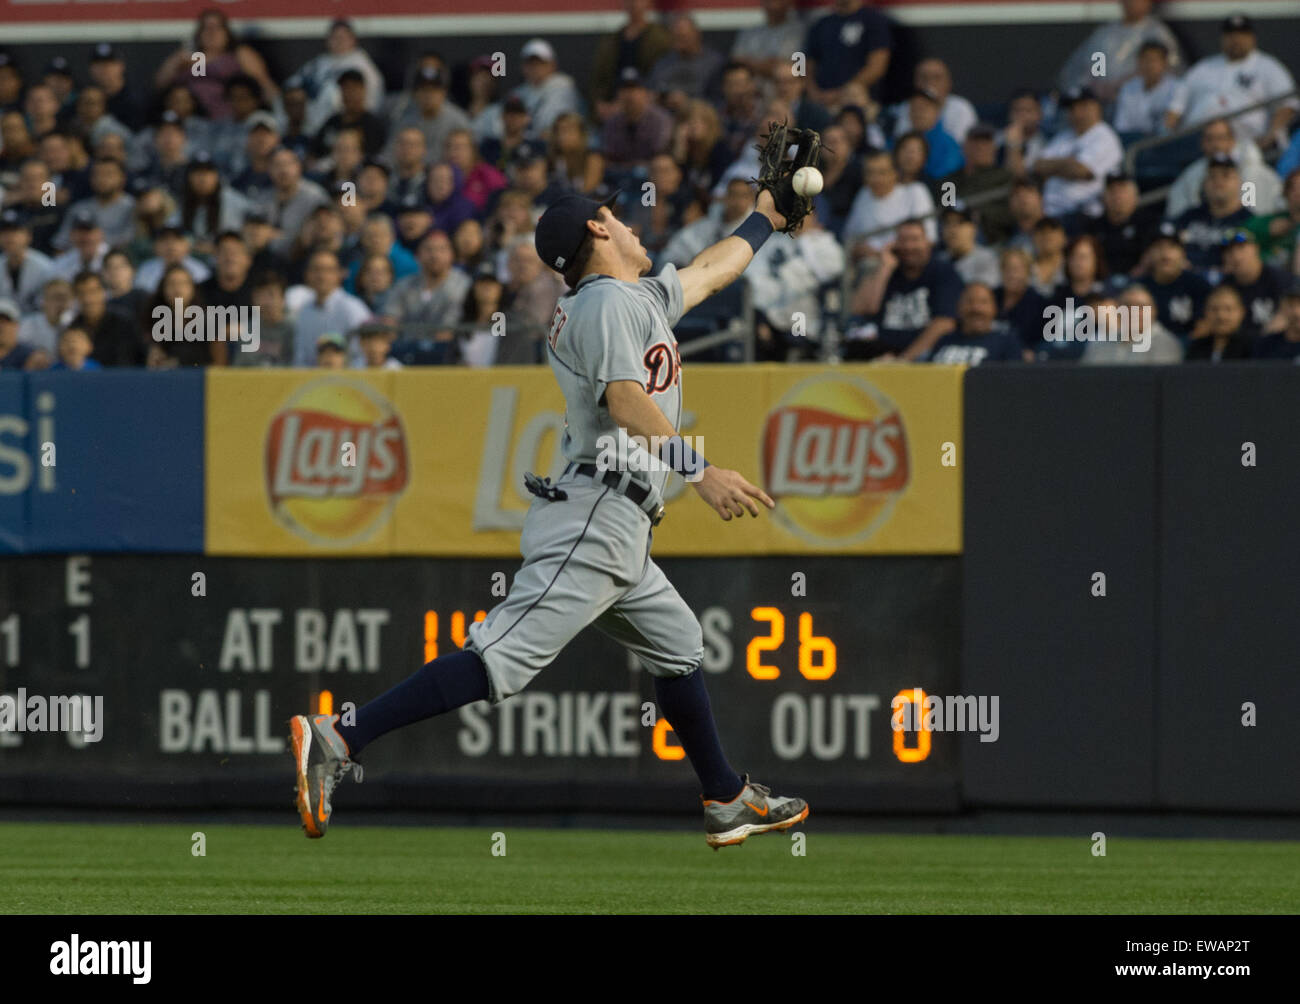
[653,669,744,801]
[336,649,490,758]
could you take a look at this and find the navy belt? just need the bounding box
[566,462,664,525]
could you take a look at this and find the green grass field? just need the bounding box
[2,822,1297,914]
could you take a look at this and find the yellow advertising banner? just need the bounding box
[205,364,962,556]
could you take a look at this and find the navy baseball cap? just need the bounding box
[1222,14,1254,33]
[1060,85,1099,107]
[0,208,27,231]
[536,192,619,274]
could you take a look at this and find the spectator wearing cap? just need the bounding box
[229,112,281,201]
[1167,15,1298,149]
[426,162,478,235]
[601,68,675,170]
[0,112,37,190]
[0,211,56,314]
[73,269,142,366]
[155,9,279,123]
[1139,224,1212,340]
[134,222,212,292]
[847,217,962,360]
[892,59,977,144]
[42,57,76,118]
[314,70,388,160]
[315,331,348,369]
[355,316,403,369]
[480,95,534,174]
[389,66,470,165]
[102,248,147,321]
[0,54,23,115]
[204,75,273,173]
[311,126,368,198]
[1185,284,1252,361]
[517,39,584,138]
[731,0,806,80]
[466,55,506,145]
[1112,40,1180,137]
[937,124,1015,244]
[803,0,891,111]
[999,88,1048,176]
[393,195,435,255]
[995,246,1050,350]
[1057,0,1182,103]
[70,86,131,154]
[130,112,191,197]
[18,276,75,356]
[1169,153,1254,272]
[842,148,938,260]
[88,43,143,132]
[24,84,62,141]
[508,140,566,212]
[589,0,672,120]
[156,84,217,156]
[926,283,1026,365]
[285,249,370,366]
[241,207,284,277]
[200,232,256,314]
[1033,87,1123,221]
[295,19,386,137]
[386,228,470,355]
[258,147,330,260]
[181,154,251,257]
[647,14,726,110]
[1080,283,1183,364]
[53,157,135,253]
[939,205,1000,288]
[276,79,314,164]
[1245,168,1300,267]
[1219,229,1289,338]
[898,87,963,180]
[1165,118,1283,221]
[1086,173,1160,275]
[1251,280,1300,359]
[445,128,509,213]
[0,297,49,370]
[1029,217,1067,295]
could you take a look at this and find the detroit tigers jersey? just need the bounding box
[545,264,686,498]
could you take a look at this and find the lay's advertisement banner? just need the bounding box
[204,365,962,557]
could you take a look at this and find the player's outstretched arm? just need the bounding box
[676,190,786,314]
[605,380,776,521]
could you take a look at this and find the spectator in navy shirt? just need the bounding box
[927,282,1026,364]
[804,0,892,109]
[1171,153,1254,271]
[1139,224,1211,339]
[1087,173,1160,276]
[996,246,1050,350]
[1251,281,1300,359]
[1219,228,1289,337]
[1185,284,1251,361]
[847,218,963,360]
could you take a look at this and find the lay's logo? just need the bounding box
[761,375,910,545]
[264,379,409,545]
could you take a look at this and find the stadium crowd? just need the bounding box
[1,0,1299,371]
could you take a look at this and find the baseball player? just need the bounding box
[291,130,820,848]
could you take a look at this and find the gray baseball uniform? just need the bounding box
[465,263,704,703]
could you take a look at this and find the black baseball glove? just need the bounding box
[753,121,822,235]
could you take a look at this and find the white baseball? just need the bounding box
[792,166,823,197]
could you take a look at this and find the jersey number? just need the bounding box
[548,305,568,350]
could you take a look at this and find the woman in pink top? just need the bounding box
[155,9,279,122]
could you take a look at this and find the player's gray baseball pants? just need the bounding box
[464,469,704,704]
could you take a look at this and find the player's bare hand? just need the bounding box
[693,466,776,520]
[755,188,787,232]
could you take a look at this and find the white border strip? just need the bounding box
[0,2,1295,43]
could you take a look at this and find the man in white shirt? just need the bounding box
[1166,117,1284,219]
[1166,14,1298,150]
[1113,40,1180,136]
[296,19,387,137]
[843,148,937,258]
[287,249,371,366]
[891,58,977,143]
[51,212,111,281]
[660,179,752,268]
[1057,0,1183,102]
[515,39,583,138]
[134,224,213,292]
[730,0,805,79]
[0,211,55,313]
[1033,86,1123,219]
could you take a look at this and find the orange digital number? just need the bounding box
[746,607,784,679]
[892,687,932,763]
[797,613,836,680]
[426,609,487,661]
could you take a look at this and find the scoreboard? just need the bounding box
[0,554,960,813]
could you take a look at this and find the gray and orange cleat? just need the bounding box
[703,774,809,849]
[289,714,362,838]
